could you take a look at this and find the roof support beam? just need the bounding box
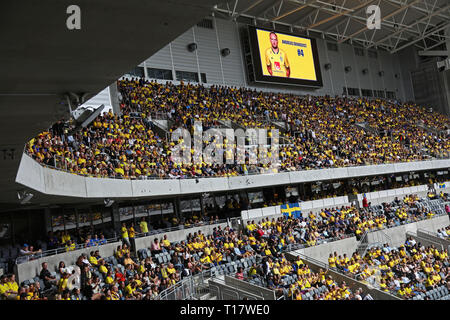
[338,0,421,44]
[418,49,448,56]
[235,0,265,18]
[273,0,318,21]
[390,22,450,53]
[307,0,378,29]
[382,0,449,20]
[369,4,450,49]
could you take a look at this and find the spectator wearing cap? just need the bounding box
[20,244,41,258]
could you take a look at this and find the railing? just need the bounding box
[23,146,449,182]
[294,252,330,272]
[417,228,441,238]
[14,218,230,265]
[156,274,197,300]
[14,237,118,264]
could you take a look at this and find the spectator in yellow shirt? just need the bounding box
[140,217,149,236]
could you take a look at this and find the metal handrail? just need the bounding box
[14,218,229,265]
[14,238,118,264]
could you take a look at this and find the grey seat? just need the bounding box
[137,249,146,260]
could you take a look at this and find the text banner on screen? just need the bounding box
[247,26,323,88]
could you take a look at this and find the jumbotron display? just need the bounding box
[248,26,323,87]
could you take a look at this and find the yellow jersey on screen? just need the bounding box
[265,48,289,77]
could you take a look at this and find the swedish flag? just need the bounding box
[281,203,302,219]
[438,182,446,189]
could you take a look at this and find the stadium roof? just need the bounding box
[0,0,217,208]
[213,0,450,53]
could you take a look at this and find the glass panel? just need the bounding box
[285,186,299,197]
[147,203,162,216]
[92,211,103,226]
[311,182,321,193]
[134,205,148,219]
[161,202,174,215]
[51,213,64,232]
[63,210,77,231]
[191,199,201,212]
[128,67,144,77]
[77,209,91,228]
[180,199,192,213]
[119,206,134,222]
[203,195,215,208]
[102,210,112,223]
[248,191,264,204]
[215,195,226,209]
[0,216,11,240]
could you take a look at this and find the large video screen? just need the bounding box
[248,26,323,87]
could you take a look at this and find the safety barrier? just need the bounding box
[16,152,450,199]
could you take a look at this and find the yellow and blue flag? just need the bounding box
[281,203,302,219]
[438,182,446,189]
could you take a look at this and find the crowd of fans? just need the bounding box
[436,226,450,240]
[264,255,371,300]
[6,192,445,300]
[26,79,450,180]
[335,239,449,300]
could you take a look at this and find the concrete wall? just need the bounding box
[224,275,276,300]
[356,184,430,206]
[292,236,359,264]
[367,214,450,248]
[406,232,445,251]
[15,241,121,284]
[16,153,450,200]
[208,277,268,300]
[416,230,450,250]
[133,222,229,251]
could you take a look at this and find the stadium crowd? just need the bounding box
[334,239,450,300]
[6,193,445,300]
[436,226,450,240]
[26,79,450,180]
